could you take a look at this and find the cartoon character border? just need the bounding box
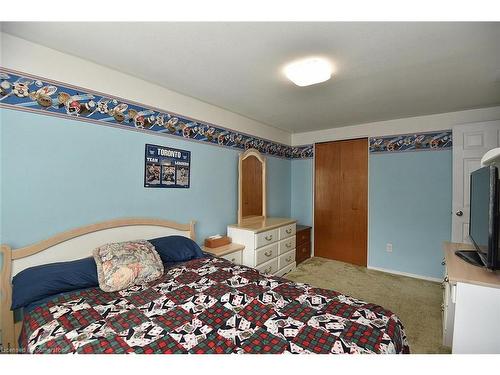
[0,67,313,159]
[369,130,452,153]
[0,68,452,156]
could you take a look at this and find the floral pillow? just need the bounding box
[93,240,164,292]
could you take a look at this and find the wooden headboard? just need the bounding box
[0,217,195,352]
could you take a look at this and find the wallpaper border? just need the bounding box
[369,130,453,153]
[0,68,313,159]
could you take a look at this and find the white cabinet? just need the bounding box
[452,283,500,353]
[443,242,500,353]
[228,218,297,276]
[221,250,243,264]
[442,274,456,348]
[202,243,245,265]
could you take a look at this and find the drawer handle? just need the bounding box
[285,228,292,234]
[264,250,273,257]
[264,266,272,273]
[285,256,292,262]
[285,243,292,248]
[441,258,446,266]
[265,235,273,241]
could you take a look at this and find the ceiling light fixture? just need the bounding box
[283,57,333,87]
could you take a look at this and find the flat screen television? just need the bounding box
[456,165,500,269]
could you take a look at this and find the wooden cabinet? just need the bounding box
[296,225,311,265]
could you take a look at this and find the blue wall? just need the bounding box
[289,148,452,279]
[291,158,313,226]
[369,150,452,279]
[0,108,291,249]
[0,107,452,279]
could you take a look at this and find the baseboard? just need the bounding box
[367,266,442,283]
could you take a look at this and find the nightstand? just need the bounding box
[295,225,311,265]
[202,243,245,264]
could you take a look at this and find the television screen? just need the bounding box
[469,166,492,256]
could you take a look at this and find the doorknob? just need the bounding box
[455,210,463,217]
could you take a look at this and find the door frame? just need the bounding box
[312,137,370,266]
[451,120,500,243]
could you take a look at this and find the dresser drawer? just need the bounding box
[255,243,278,266]
[255,228,279,248]
[278,249,296,269]
[279,236,296,255]
[221,250,242,265]
[256,258,279,275]
[275,262,296,277]
[296,227,311,245]
[279,223,296,239]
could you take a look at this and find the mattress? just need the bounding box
[19,256,409,354]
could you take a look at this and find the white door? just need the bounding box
[452,121,500,243]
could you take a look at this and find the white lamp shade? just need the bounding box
[284,58,332,87]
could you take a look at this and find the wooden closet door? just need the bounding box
[314,138,368,266]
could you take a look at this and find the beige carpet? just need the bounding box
[285,257,451,354]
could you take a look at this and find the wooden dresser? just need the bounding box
[227,217,297,277]
[442,242,500,353]
[295,225,311,265]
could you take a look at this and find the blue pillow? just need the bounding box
[148,235,203,263]
[11,257,98,310]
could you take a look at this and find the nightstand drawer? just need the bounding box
[279,236,296,254]
[296,243,311,265]
[296,227,311,245]
[221,250,242,264]
[255,243,278,266]
[256,258,278,275]
[256,228,279,248]
[279,223,296,239]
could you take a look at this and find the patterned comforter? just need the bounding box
[20,257,410,354]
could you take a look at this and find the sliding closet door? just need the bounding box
[314,138,368,266]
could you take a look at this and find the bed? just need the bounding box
[1,217,409,354]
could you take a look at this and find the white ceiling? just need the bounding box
[2,22,500,133]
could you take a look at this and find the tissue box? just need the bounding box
[204,236,231,248]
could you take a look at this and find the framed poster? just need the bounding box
[144,144,191,188]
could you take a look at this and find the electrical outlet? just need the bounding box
[386,243,393,253]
